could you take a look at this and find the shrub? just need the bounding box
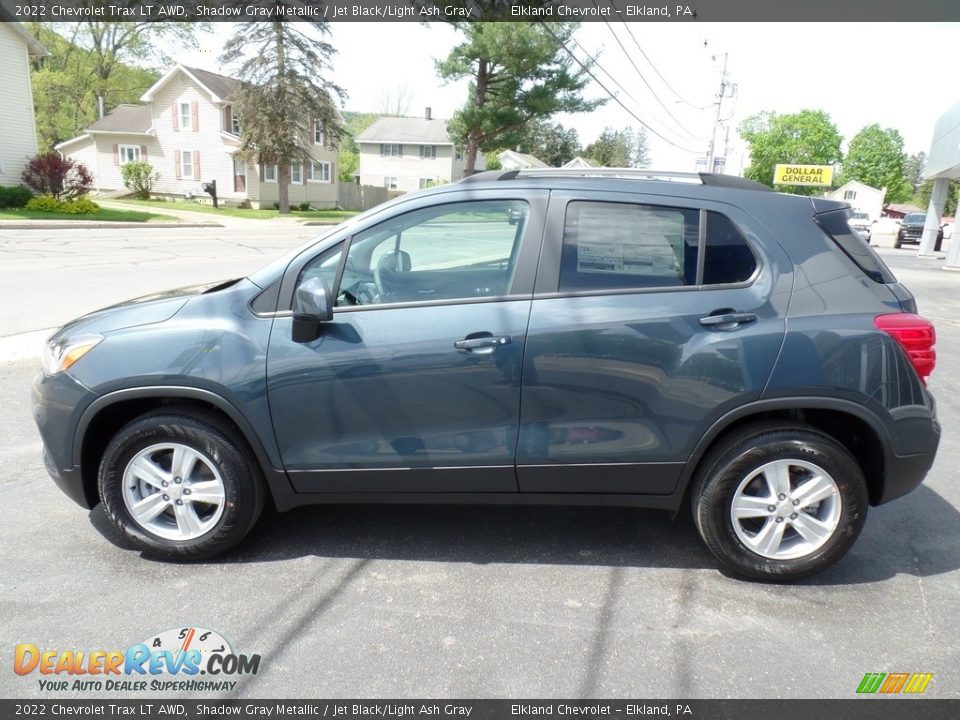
[61,197,100,214]
[25,194,63,212]
[120,161,158,200]
[298,202,311,211]
[0,184,32,209]
[21,152,93,201]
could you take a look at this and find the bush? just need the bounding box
[24,194,100,214]
[25,194,63,212]
[21,152,93,201]
[298,202,311,211]
[0,184,32,209]
[120,161,158,199]
[61,197,100,214]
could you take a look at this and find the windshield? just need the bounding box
[903,214,926,224]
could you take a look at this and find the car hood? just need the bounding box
[52,279,240,340]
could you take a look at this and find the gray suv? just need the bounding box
[32,170,940,580]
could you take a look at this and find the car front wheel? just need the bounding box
[98,409,265,560]
[692,423,868,581]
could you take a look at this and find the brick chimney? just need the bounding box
[425,107,432,121]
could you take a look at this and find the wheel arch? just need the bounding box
[678,398,890,507]
[75,387,293,510]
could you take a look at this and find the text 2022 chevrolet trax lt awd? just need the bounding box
[32,170,940,580]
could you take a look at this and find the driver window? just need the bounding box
[332,199,528,307]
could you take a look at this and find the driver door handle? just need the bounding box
[454,334,512,352]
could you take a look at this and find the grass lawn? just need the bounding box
[0,207,174,223]
[117,198,358,222]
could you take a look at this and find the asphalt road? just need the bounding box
[0,226,958,699]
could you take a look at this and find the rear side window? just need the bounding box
[558,201,757,292]
[817,209,896,283]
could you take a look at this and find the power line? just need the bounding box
[609,1,712,111]
[593,6,703,141]
[566,34,703,147]
[540,22,702,155]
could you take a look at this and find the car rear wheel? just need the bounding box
[691,423,868,581]
[99,409,265,560]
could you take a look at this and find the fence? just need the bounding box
[337,183,394,211]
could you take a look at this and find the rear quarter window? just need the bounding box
[816,209,896,283]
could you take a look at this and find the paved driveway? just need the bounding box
[0,229,957,699]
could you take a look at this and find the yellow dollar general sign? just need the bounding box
[773,164,834,186]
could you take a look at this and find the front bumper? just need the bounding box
[32,370,99,509]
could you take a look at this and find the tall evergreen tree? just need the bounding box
[221,18,344,213]
[436,22,602,174]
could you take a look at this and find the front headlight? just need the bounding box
[41,334,103,376]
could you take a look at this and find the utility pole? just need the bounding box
[706,52,729,174]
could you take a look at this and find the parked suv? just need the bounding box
[896,213,943,250]
[33,170,940,581]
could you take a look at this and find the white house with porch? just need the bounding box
[56,64,339,208]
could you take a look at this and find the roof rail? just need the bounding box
[458,168,772,191]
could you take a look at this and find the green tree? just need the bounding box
[904,151,927,194]
[337,111,380,182]
[584,127,649,168]
[738,109,843,195]
[436,22,602,173]
[519,120,581,167]
[221,18,344,213]
[841,124,911,203]
[916,179,960,217]
[26,23,181,149]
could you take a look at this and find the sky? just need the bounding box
[177,21,960,174]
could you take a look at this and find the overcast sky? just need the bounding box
[178,21,959,173]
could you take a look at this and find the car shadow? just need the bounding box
[88,484,960,583]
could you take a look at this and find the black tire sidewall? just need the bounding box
[696,430,868,581]
[99,413,260,560]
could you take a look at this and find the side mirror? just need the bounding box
[292,277,333,343]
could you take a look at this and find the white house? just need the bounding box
[826,180,885,221]
[497,150,549,171]
[562,156,595,169]
[0,13,47,187]
[355,109,475,192]
[56,64,338,209]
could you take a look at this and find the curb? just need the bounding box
[0,222,223,229]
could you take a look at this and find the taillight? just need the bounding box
[874,313,936,384]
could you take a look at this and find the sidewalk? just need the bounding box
[99,200,328,228]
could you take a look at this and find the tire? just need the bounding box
[98,409,265,560]
[691,423,868,581]
[894,237,903,249]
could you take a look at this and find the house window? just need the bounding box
[230,109,240,134]
[420,145,436,160]
[308,160,331,183]
[264,164,277,183]
[380,144,402,158]
[180,150,193,179]
[419,178,432,190]
[291,163,302,184]
[179,102,191,130]
[118,145,141,164]
[455,148,463,161]
[314,120,324,145]
[384,176,398,190]
[843,190,857,200]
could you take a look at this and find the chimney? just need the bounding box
[98,96,105,119]
[425,107,432,121]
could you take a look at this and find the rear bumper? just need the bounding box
[878,412,940,505]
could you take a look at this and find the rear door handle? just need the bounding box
[699,312,757,329]
[454,334,512,352]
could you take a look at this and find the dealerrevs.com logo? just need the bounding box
[856,672,934,694]
[13,626,261,693]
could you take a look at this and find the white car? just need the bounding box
[849,211,872,241]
